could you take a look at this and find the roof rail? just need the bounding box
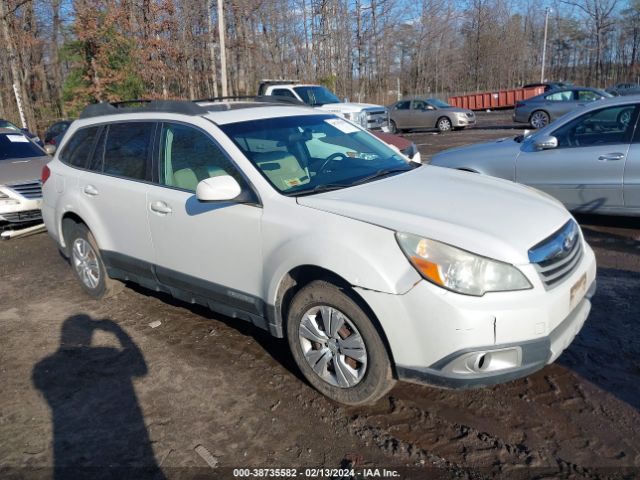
[79,100,208,119]
[193,95,304,106]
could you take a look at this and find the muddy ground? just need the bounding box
[1,112,639,479]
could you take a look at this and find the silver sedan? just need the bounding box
[430,95,640,216]
[388,98,475,133]
[513,87,613,128]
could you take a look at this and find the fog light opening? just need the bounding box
[477,353,487,371]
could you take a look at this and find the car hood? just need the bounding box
[316,103,386,113]
[441,107,473,115]
[0,156,49,185]
[430,136,521,165]
[297,166,571,265]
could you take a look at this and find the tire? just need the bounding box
[389,119,398,134]
[286,280,395,405]
[437,116,452,132]
[529,110,550,129]
[66,222,123,300]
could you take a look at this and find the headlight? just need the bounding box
[396,233,532,296]
[355,111,368,127]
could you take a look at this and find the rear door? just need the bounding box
[76,121,157,282]
[544,90,578,119]
[624,109,640,209]
[145,121,264,315]
[390,101,411,128]
[516,103,638,210]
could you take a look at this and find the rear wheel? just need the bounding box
[389,119,399,134]
[530,110,550,129]
[437,116,452,132]
[286,280,395,405]
[66,223,123,299]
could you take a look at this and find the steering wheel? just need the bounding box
[318,152,348,174]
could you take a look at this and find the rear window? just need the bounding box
[59,127,100,167]
[102,122,154,181]
[0,134,47,160]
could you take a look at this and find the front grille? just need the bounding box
[529,220,583,289]
[365,109,389,130]
[8,181,42,199]
[0,209,42,223]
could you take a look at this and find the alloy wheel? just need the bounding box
[72,238,101,290]
[438,118,452,132]
[298,305,367,388]
[530,111,549,129]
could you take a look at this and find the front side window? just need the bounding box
[426,98,451,108]
[102,122,154,181]
[546,91,573,102]
[220,115,415,195]
[551,105,638,148]
[159,122,241,192]
[577,90,601,102]
[412,100,427,110]
[59,127,100,167]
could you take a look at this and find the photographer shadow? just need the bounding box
[32,314,164,479]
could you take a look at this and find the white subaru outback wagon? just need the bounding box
[42,99,596,405]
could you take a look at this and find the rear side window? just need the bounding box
[102,122,154,181]
[395,101,410,110]
[271,89,296,98]
[59,127,100,167]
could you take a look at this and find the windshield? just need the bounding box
[293,86,341,106]
[426,98,451,108]
[220,115,415,196]
[0,120,22,132]
[0,133,46,160]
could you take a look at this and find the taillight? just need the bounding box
[41,165,51,185]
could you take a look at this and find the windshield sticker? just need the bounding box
[325,118,360,134]
[6,135,30,143]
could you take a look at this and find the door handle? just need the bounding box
[150,200,172,215]
[83,185,99,196]
[598,152,625,162]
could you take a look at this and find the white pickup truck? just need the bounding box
[258,80,389,131]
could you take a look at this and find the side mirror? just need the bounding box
[196,176,242,202]
[533,135,558,150]
[44,144,57,155]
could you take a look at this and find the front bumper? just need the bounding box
[355,241,596,389]
[396,280,595,388]
[452,116,476,127]
[0,199,43,224]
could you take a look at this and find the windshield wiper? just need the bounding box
[289,183,352,197]
[349,167,414,186]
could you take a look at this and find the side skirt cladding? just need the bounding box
[100,250,282,337]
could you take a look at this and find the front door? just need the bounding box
[516,104,638,211]
[146,121,264,316]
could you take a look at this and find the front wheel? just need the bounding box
[286,280,395,405]
[437,116,452,132]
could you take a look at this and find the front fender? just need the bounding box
[263,223,420,307]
